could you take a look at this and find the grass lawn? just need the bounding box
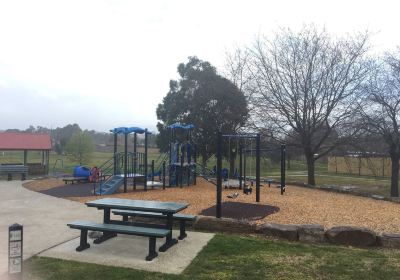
[25,234,400,280]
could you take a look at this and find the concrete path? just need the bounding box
[0,180,101,276]
[40,230,214,274]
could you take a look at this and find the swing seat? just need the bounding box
[243,187,252,195]
[227,192,239,199]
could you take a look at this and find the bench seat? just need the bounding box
[112,210,196,240]
[67,220,169,261]
[0,165,28,181]
[62,177,88,184]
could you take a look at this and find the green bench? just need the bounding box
[0,165,28,181]
[112,210,196,240]
[67,220,169,261]
[62,176,88,184]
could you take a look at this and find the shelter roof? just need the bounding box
[0,132,52,150]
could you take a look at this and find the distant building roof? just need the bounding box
[0,132,52,150]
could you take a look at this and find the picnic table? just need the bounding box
[85,198,189,252]
[68,198,191,260]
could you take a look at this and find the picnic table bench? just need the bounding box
[112,210,196,240]
[0,165,28,180]
[62,177,88,184]
[67,198,191,261]
[68,221,169,261]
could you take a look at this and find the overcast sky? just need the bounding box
[1,0,399,133]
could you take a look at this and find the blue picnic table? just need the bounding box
[85,198,189,252]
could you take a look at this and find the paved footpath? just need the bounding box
[0,180,100,276]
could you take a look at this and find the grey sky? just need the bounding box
[1,0,399,133]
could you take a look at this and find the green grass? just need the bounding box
[24,234,400,280]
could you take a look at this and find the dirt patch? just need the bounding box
[23,178,64,192]
[200,202,279,220]
[40,183,95,197]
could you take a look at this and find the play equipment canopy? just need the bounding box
[110,127,148,134]
[167,123,194,130]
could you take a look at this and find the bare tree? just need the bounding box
[359,49,400,197]
[228,26,370,185]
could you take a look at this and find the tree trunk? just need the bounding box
[390,154,399,197]
[305,153,316,186]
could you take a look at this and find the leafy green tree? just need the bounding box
[52,123,82,155]
[66,132,94,165]
[156,56,249,167]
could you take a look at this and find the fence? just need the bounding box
[328,156,392,177]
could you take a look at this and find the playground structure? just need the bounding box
[94,123,198,195]
[95,126,151,195]
[168,123,197,187]
[91,123,286,214]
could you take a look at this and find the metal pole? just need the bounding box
[133,132,137,189]
[124,133,128,193]
[193,144,197,185]
[46,150,50,175]
[113,133,117,175]
[144,130,148,191]
[281,144,286,195]
[187,143,191,186]
[151,160,155,183]
[239,144,243,190]
[180,148,184,188]
[216,132,222,218]
[256,134,261,202]
[162,161,166,189]
[243,146,247,194]
[169,128,172,186]
[23,150,27,166]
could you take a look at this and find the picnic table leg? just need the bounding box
[76,229,90,251]
[159,213,178,252]
[94,208,117,244]
[145,237,158,261]
[178,220,187,240]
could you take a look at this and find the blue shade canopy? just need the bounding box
[167,123,195,130]
[110,127,149,134]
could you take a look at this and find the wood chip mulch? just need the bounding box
[24,178,400,234]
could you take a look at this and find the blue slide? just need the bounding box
[95,175,124,195]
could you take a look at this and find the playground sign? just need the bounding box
[9,223,23,279]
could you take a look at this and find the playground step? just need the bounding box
[95,175,124,195]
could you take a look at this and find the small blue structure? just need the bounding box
[73,166,91,178]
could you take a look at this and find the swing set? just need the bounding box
[215,132,261,218]
[215,132,286,218]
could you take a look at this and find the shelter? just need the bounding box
[0,132,52,175]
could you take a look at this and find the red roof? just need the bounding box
[0,132,52,150]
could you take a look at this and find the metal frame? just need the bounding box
[216,132,261,218]
[242,144,286,195]
[111,127,150,193]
